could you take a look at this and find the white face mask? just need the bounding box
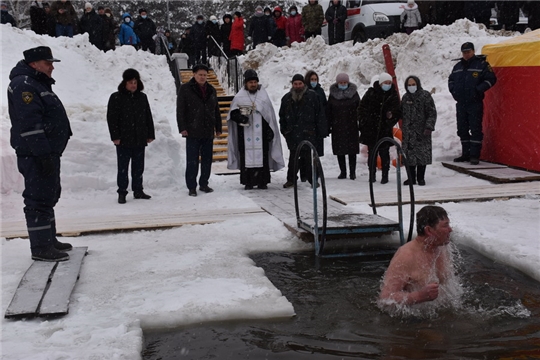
[124,17,130,23]
[408,85,417,93]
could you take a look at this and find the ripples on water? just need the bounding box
[143,244,539,359]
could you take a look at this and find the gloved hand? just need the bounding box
[39,156,55,177]
[423,129,432,136]
[333,19,338,24]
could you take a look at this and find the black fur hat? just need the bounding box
[122,68,140,81]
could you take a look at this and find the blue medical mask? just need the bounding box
[408,85,417,93]
[141,15,147,19]
[197,20,203,24]
[338,84,348,90]
[381,83,392,92]
[291,11,297,16]
[310,81,318,88]
[212,19,217,24]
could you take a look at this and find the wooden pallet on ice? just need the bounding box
[5,247,88,319]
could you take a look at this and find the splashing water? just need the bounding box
[376,241,530,319]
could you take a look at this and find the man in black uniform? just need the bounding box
[448,42,497,165]
[8,46,73,261]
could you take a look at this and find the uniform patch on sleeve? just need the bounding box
[472,72,479,78]
[22,92,34,104]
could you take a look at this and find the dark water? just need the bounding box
[142,246,540,359]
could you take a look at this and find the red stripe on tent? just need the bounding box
[482,66,540,172]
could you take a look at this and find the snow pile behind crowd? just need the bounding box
[1,20,539,360]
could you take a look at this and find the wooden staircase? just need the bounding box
[179,69,233,163]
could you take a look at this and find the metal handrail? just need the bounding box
[209,35,229,60]
[369,137,415,245]
[293,140,328,255]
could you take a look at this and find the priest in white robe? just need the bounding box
[227,70,285,189]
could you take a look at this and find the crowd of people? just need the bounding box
[3,1,538,61]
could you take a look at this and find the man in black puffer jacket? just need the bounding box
[448,42,497,165]
[8,46,73,262]
[107,68,155,204]
[176,64,222,196]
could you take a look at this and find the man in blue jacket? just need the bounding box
[448,42,497,165]
[8,46,73,261]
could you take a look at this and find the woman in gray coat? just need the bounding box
[401,75,437,186]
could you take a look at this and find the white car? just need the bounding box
[320,0,407,44]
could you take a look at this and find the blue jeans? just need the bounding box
[116,146,145,194]
[55,23,74,37]
[185,137,213,190]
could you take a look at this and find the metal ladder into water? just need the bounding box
[293,138,416,258]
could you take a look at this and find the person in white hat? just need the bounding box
[400,0,422,34]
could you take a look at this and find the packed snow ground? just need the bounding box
[1,20,539,359]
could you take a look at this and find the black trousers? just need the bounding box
[185,137,213,190]
[116,146,145,195]
[17,156,61,253]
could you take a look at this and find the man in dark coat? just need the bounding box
[30,1,49,34]
[249,6,274,48]
[279,74,327,188]
[79,3,103,50]
[179,27,194,66]
[176,64,222,196]
[107,69,155,204]
[8,46,73,261]
[1,2,16,26]
[134,8,157,53]
[190,15,207,65]
[448,42,497,165]
[50,0,77,37]
[325,0,347,45]
[359,72,401,184]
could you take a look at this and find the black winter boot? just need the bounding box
[417,165,426,186]
[454,141,470,162]
[349,154,357,180]
[404,166,416,185]
[337,155,346,179]
[51,219,72,251]
[381,172,389,184]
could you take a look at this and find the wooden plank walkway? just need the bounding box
[5,247,88,319]
[243,184,398,242]
[1,208,264,239]
[442,161,540,183]
[330,182,540,206]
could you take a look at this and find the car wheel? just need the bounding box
[353,30,367,45]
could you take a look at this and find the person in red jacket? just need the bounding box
[272,6,287,47]
[286,5,304,45]
[229,11,245,56]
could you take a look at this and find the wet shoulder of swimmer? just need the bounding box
[379,205,454,306]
